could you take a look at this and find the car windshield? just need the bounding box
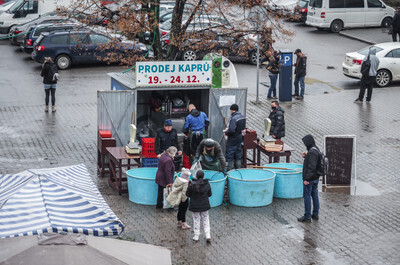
[300,1,308,8]
[357,46,384,55]
[8,0,24,13]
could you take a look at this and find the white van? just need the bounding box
[306,0,395,32]
[0,0,70,35]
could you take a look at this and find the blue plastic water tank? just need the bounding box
[264,163,303,199]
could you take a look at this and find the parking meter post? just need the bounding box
[278,49,293,102]
[256,32,260,104]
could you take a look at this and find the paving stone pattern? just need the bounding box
[1,87,399,265]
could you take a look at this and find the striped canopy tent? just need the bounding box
[0,164,124,238]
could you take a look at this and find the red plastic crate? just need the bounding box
[99,130,112,138]
[142,138,157,158]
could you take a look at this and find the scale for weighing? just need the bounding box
[126,124,141,154]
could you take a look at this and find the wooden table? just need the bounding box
[255,141,295,165]
[106,147,142,195]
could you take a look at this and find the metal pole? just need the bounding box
[256,12,260,104]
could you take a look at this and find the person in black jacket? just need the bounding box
[392,7,400,42]
[40,57,59,112]
[293,49,307,100]
[186,170,212,242]
[224,104,246,171]
[155,119,182,169]
[297,134,320,223]
[268,101,285,140]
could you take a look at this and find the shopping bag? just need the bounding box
[163,187,173,209]
[190,161,202,178]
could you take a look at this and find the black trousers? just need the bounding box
[156,185,164,208]
[177,199,188,222]
[392,30,400,42]
[358,76,375,101]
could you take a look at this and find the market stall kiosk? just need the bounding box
[98,58,247,153]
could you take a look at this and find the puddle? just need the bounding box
[316,248,349,265]
[319,180,381,196]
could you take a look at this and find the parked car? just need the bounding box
[306,0,394,32]
[162,30,258,64]
[342,42,400,87]
[8,12,68,45]
[21,22,79,53]
[31,30,148,69]
[291,0,308,22]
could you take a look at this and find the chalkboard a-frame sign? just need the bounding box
[323,135,356,186]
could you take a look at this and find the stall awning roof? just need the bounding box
[108,72,136,90]
[0,164,124,238]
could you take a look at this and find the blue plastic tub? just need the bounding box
[228,169,275,207]
[126,168,158,205]
[176,170,227,207]
[264,163,303,199]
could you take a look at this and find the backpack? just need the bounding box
[311,147,329,176]
[360,54,371,77]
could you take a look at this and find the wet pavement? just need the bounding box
[1,28,400,265]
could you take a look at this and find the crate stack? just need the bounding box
[141,138,158,167]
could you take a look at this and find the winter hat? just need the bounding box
[230,104,239,111]
[180,168,191,180]
[204,138,214,147]
[164,119,172,126]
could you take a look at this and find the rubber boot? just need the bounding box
[235,159,242,169]
[227,161,234,171]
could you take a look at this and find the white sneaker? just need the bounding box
[205,232,211,243]
[193,234,199,242]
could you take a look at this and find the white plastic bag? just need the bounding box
[190,161,202,179]
[163,187,173,209]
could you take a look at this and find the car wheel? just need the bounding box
[182,50,196,61]
[249,51,258,65]
[330,20,343,33]
[375,69,391,87]
[381,17,392,28]
[55,55,71,70]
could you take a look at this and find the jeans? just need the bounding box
[268,74,278,98]
[358,76,375,101]
[177,199,188,222]
[303,178,319,219]
[44,84,56,106]
[294,76,305,96]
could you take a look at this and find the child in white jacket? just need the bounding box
[167,168,191,229]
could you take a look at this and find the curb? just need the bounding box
[339,31,376,45]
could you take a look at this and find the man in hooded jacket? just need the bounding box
[391,7,400,42]
[298,134,320,223]
[183,104,210,160]
[354,48,380,103]
[194,138,226,172]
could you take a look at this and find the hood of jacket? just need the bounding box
[190,109,200,117]
[175,177,189,188]
[302,134,315,150]
[369,48,377,56]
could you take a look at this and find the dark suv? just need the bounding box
[32,30,148,69]
[21,23,79,54]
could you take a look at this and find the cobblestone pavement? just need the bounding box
[1,81,399,264]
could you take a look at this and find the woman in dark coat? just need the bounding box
[40,57,59,112]
[155,146,177,209]
[186,170,212,242]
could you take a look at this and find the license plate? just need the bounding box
[343,67,349,73]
